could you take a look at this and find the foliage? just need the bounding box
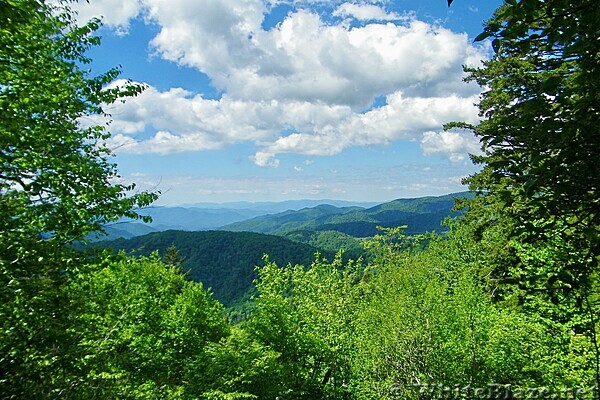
[242,227,584,398]
[459,0,599,296]
[452,0,600,389]
[356,228,550,398]
[94,230,328,307]
[163,243,185,267]
[60,254,230,399]
[283,230,365,260]
[0,1,156,396]
[0,0,156,246]
[200,326,282,399]
[248,254,365,399]
[2,0,599,397]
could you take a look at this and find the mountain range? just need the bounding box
[94,192,470,241]
[92,199,378,241]
[222,192,470,236]
[91,192,472,308]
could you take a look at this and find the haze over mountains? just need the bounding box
[93,192,471,307]
[96,199,379,240]
[96,192,469,241]
[178,199,379,211]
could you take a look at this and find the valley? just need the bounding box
[92,192,471,307]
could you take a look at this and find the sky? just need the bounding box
[67,0,503,205]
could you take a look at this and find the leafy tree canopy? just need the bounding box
[456,0,600,296]
[452,0,600,389]
[0,1,157,395]
[0,0,157,252]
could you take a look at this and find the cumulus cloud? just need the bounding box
[103,81,479,165]
[420,130,482,162]
[145,4,485,107]
[332,3,402,21]
[81,0,490,165]
[62,0,144,33]
[288,0,388,5]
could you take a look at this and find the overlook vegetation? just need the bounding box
[94,230,330,307]
[93,194,467,309]
[1,1,599,399]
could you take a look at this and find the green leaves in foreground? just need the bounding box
[453,1,600,389]
[460,0,600,304]
[1,2,157,396]
[65,254,229,398]
[0,0,157,249]
[242,228,591,399]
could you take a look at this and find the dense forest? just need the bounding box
[94,230,332,307]
[1,0,599,399]
[92,194,467,309]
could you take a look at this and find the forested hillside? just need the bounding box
[221,204,362,234]
[283,230,364,259]
[222,192,470,236]
[96,230,328,307]
[94,200,379,240]
[2,1,598,399]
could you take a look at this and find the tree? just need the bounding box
[248,254,365,399]
[63,254,230,399]
[461,0,599,285]
[0,0,156,248]
[163,243,185,268]
[0,1,156,395]
[358,228,561,398]
[453,0,600,390]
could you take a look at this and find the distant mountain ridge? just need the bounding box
[92,192,472,307]
[220,204,364,235]
[93,192,470,240]
[221,192,471,237]
[92,199,377,241]
[178,199,379,211]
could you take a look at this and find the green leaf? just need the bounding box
[491,38,502,53]
[474,31,492,42]
[542,75,562,94]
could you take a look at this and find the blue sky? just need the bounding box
[69,0,503,205]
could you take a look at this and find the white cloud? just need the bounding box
[145,2,485,106]
[287,0,387,5]
[252,151,281,167]
[102,80,480,164]
[420,130,482,162]
[103,80,357,156]
[332,3,401,21]
[63,0,144,34]
[82,0,490,165]
[244,92,480,166]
